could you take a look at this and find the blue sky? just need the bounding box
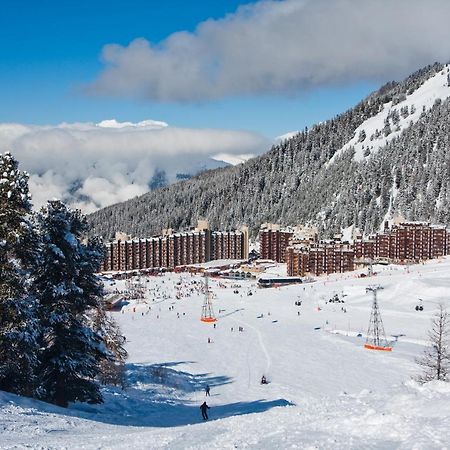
[0,0,378,138]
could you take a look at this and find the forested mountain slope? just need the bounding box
[88,63,450,240]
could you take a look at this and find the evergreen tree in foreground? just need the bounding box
[35,201,108,407]
[0,152,39,396]
[91,303,128,389]
[416,304,450,383]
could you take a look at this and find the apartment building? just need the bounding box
[287,243,354,277]
[259,224,293,262]
[101,221,249,272]
[286,221,450,277]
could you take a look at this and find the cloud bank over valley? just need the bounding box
[0,120,270,213]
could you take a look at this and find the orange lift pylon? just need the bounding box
[201,276,217,323]
[364,286,392,351]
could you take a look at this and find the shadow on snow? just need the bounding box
[5,361,292,428]
[126,361,232,394]
[74,395,293,427]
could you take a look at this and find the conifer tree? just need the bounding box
[0,152,39,396]
[91,303,128,389]
[35,201,108,407]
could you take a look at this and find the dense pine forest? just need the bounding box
[88,63,450,239]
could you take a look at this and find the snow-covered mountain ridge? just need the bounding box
[330,64,450,164]
[88,62,450,240]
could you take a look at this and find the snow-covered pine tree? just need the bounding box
[416,304,450,383]
[91,303,128,389]
[34,201,108,407]
[0,152,39,397]
[358,129,367,142]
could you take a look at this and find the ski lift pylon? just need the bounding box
[201,276,217,323]
[364,286,392,352]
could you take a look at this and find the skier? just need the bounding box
[261,375,267,384]
[205,385,210,396]
[200,401,210,420]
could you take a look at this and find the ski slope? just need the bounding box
[2,259,450,449]
[329,65,450,164]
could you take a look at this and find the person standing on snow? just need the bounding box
[205,385,210,396]
[200,401,210,420]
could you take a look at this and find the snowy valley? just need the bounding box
[1,259,450,449]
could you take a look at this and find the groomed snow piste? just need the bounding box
[1,259,450,449]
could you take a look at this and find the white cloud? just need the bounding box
[96,119,168,129]
[87,0,450,102]
[0,120,269,213]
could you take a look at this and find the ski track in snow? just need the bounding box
[232,315,272,375]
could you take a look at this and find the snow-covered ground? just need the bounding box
[2,259,450,449]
